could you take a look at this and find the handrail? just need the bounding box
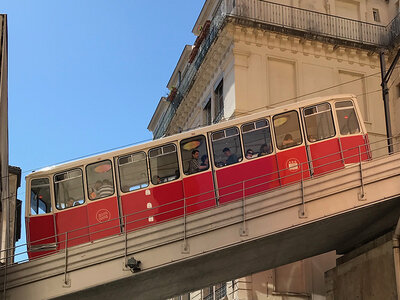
[3,136,400,268]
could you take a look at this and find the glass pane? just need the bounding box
[86,160,114,200]
[242,119,273,159]
[304,103,335,142]
[335,100,353,108]
[181,135,209,175]
[118,152,149,192]
[54,169,84,210]
[149,144,180,185]
[335,101,360,135]
[273,111,302,150]
[30,178,51,215]
[212,127,243,167]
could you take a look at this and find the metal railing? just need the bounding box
[1,136,398,268]
[153,0,400,138]
[230,0,388,46]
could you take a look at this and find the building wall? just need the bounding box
[325,233,398,300]
[230,24,387,155]
[161,1,400,299]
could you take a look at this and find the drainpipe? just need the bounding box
[392,217,400,299]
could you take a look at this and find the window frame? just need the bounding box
[117,151,149,193]
[303,102,336,144]
[54,167,85,211]
[148,143,180,185]
[273,110,303,151]
[241,118,274,160]
[334,99,361,136]
[30,177,52,216]
[85,159,115,201]
[211,126,243,168]
[180,135,210,176]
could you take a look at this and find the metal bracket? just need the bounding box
[298,207,307,218]
[358,192,367,201]
[62,274,71,288]
[240,227,248,236]
[181,241,190,254]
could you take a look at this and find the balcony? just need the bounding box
[153,0,400,139]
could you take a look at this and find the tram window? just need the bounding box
[241,119,273,159]
[335,100,360,135]
[30,178,51,215]
[86,160,114,200]
[304,103,335,143]
[54,169,85,210]
[118,152,149,192]
[149,144,180,185]
[180,135,209,175]
[212,126,243,167]
[273,111,302,150]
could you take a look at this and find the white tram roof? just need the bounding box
[28,93,357,178]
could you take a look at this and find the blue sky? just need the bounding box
[1,0,204,259]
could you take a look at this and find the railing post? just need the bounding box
[181,183,189,254]
[63,232,70,287]
[299,163,307,218]
[358,145,367,201]
[240,181,248,236]
[124,215,128,261]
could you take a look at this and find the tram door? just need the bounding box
[180,135,215,213]
[118,144,184,233]
[303,103,344,175]
[85,160,120,241]
[211,126,245,204]
[27,178,57,259]
[54,169,89,249]
[273,110,309,185]
[335,100,369,163]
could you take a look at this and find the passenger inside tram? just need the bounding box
[223,147,238,165]
[200,154,209,168]
[188,150,207,174]
[258,144,270,156]
[245,149,254,159]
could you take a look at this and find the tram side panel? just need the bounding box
[216,155,280,205]
[182,171,216,213]
[308,139,344,175]
[275,146,310,185]
[121,181,184,232]
[27,215,57,259]
[55,206,90,249]
[87,196,121,241]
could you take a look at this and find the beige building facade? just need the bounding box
[150,1,400,299]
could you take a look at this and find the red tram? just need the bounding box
[26,94,370,259]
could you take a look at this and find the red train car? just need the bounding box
[26,94,369,259]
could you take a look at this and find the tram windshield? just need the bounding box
[30,178,51,215]
[335,100,360,135]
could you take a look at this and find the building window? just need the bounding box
[214,80,223,123]
[204,99,211,126]
[373,8,380,22]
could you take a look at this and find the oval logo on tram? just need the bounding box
[96,209,111,223]
[286,158,300,172]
